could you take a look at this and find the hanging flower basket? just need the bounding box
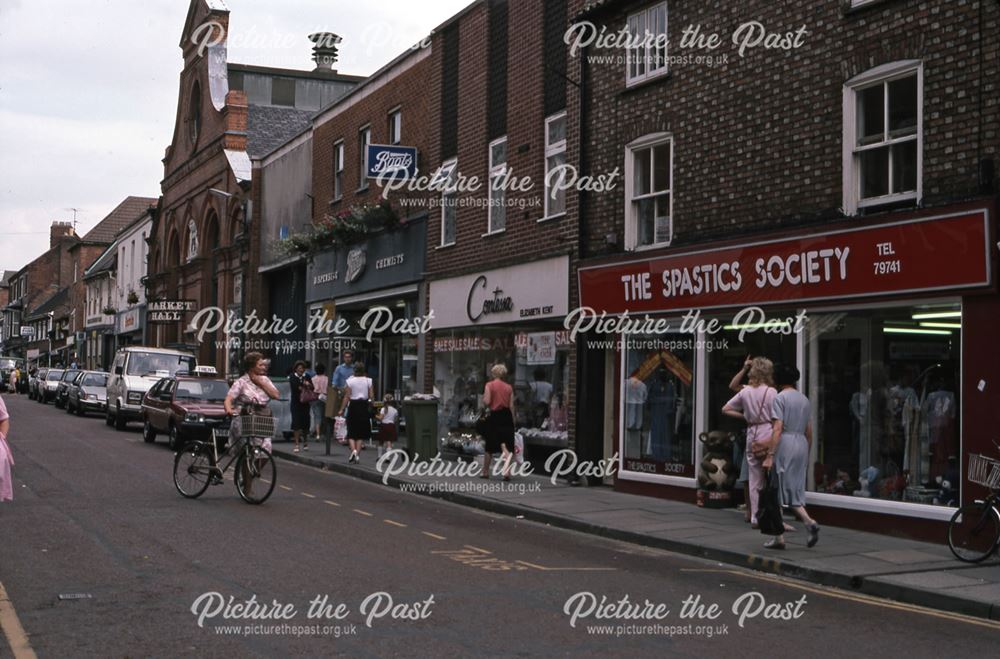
[276,201,401,256]
[126,290,139,305]
[102,305,117,316]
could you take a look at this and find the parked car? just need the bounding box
[106,346,196,431]
[267,377,294,443]
[54,369,83,408]
[38,368,64,404]
[66,371,109,416]
[28,368,47,400]
[141,369,230,450]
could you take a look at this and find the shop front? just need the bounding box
[305,217,427,399]
[578,202,996,539]
[428,255,572,458]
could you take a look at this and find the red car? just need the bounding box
[141,374,231,450]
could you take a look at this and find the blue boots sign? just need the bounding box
[366,144,417,181]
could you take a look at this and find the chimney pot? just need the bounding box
[308,32,341,72]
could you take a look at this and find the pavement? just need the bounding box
[274,434,1000,622]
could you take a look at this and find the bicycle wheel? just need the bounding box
[948,502,1000,562]
[234,444,276,505]
[174,442,212,499]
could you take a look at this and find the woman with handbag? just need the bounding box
[288,360,311,453]
[224,352,281,486]
[481,363,516,481]
[722,356,777,529]
[339,363,373,464]
[761,363,820,550]
[308,364,329,444]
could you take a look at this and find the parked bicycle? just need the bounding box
[947,440,1000,563]
[173,414,277,504]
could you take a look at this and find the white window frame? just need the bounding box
[437,158,458,247]
[624,132,673,250]
[625,2,668,87]
[358,125,371,191]
[842,60,923,216]
[486,136,507,235]
[388,108,402,145]
[333,140,345,200]
[543,112,567,220]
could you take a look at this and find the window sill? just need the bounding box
[481,229,506,238]
[355,185,369,194]
[622,70,671,95]
[841,0,892,17]
[629,241,672,253]
[856,192,919,211]
[435,242,456,251]
[536,212,566,224]
[328,196,343,207]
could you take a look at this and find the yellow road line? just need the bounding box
[324,500,341,507]
[515,560,616,572]
[384,519,407,528]
[279,485,292,491]
[679,568,1000,630]
[422,532,447,541]
[301,492,316,499]
[0,582,38,659]
[464,545,492,554]
[353,509,374,517]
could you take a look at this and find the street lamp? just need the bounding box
[47,311,54,367]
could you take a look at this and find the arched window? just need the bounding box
[189,81,202,145]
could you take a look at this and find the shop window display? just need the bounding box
[434,329,570,455]
[621,336,695,476]
[806,302,961,506]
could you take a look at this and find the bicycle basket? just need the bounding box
[967,453,1000,488]
[238,414,275,438]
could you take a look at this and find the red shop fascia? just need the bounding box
[577,200,997,542]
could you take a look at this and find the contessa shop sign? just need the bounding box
[579,209,991,314]
[430,255,570,329]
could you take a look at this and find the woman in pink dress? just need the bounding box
[0,394,13,502]
[722,357,776,528]
[224,352,281,454]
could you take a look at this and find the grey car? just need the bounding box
[29,368,47,400]
[66,371,109,416]
[38,368,64,404]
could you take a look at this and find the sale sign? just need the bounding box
[579,209,992,314]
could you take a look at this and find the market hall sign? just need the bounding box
[578,209,992,314]
[147,300,196,324]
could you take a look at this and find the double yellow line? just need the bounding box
[0,582,37,659]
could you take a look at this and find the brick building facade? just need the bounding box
[573,0,999,539]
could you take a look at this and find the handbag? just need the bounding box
[757,469,785,536]
[474,407,491,435]
[748,389,772,460]
[300,387,319,404]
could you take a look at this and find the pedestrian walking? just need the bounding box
[339,362,373,464]
[0,394,13,501]
[288,360,312,452]
[481,363,516,481]
[376,393,399,458]
[309,364,329,443]
[722,356,777,529]
[329,350,354,428]
[762,363,820,550]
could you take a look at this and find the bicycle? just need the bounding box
[947,440,1000,563]
[173,414,277,505]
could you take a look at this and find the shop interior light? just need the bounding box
[918,322,962,329]
[883,327,951,336]
[911,311,962,320]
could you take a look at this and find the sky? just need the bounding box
[0,0,471,273]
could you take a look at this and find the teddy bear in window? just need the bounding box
[697,430,737,491]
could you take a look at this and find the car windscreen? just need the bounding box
[126,353,196,377]
[82,373,108,387]
[173,380,230,402]
[62,371,80,381]
[47,370,64,380]
[0,359,16,369]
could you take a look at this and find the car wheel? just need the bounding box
[66,400,74,414]
[143,419,157,443]
[168,424,181,451]
[105,408,113,426]
[114,404,126,431]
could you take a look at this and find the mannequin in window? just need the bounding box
[625,375,647,459]
[647,368,676,461]
[923,373,956,481]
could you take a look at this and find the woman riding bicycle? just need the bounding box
[222,352,280,482]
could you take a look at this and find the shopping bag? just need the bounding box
[757,469,784,536]
[514,432,524,464]
[334,416,347,444]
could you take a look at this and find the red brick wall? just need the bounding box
[580,0,1000,257]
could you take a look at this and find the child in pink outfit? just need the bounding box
[0,395,13,501]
